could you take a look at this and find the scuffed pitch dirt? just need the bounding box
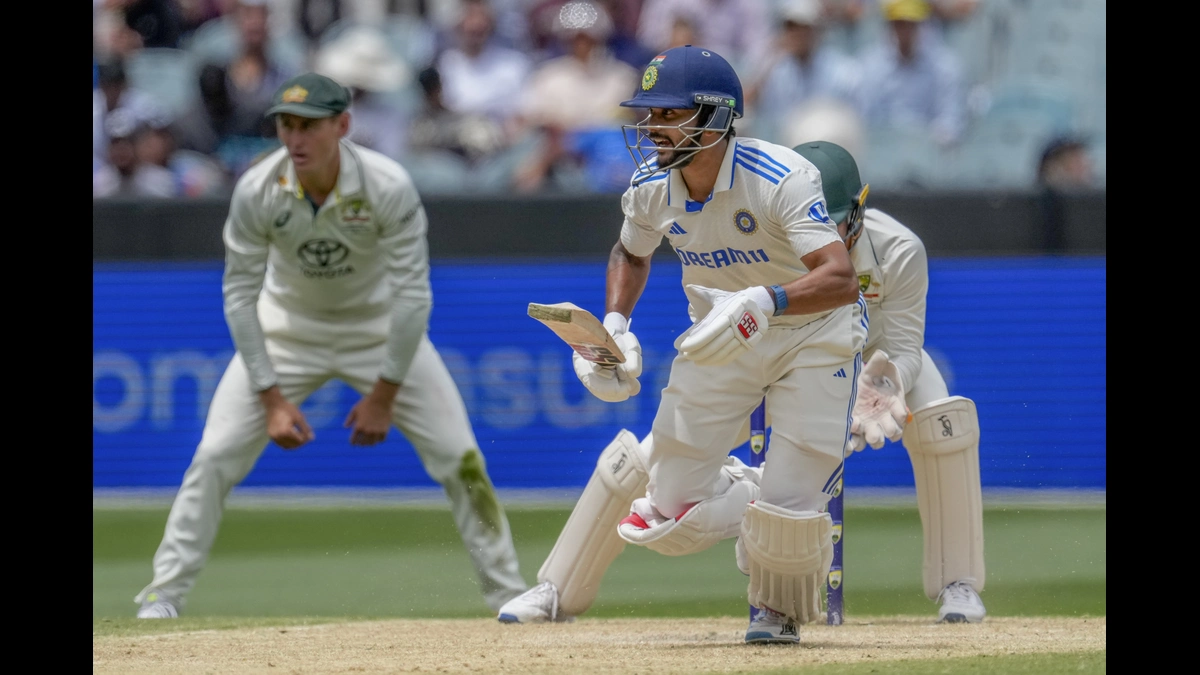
[93,616,1105,674]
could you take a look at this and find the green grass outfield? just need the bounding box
[93,500,1105,622]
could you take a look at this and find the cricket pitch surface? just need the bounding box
[93,615,1105,674]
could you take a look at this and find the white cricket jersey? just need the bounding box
[222,140,432,390]
[620,137,843,329]
[850,208,929,393]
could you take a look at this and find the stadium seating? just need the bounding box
[124,48,200,118]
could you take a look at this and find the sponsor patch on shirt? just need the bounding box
[809,200,832,224]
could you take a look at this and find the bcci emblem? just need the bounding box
[733,209,758,235]
[858,274,871,293]
[828,569,842,590]
[641,66,658,90]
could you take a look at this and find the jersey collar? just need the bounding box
[275,140,365,203]
[666,138,738,212]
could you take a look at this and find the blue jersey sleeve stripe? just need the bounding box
[734,158,781,185]
[734,150,787,179]
[736,145,791,174]
[632,171,669,187]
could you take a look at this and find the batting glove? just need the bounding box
[678,285,772,367]
[848,350,911,453]
[573,314,643,402]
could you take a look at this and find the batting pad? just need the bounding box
[903,396,985,600]
[741,501,833,624]
[617,457,760,556]
[538,429,649,617]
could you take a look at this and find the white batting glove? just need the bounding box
[572,314,643,402]
[849,351,911,452]
[678,285,772,367]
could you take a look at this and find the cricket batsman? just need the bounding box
[500,45,868,644]
[135,72,527,619]
[497,137,988,631]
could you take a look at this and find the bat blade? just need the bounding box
[528,302,625,365]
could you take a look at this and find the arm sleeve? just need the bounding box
[221,185,277,391]
[879,237,929,392]
[618,187,662,257]
[377,185,434,384]
[773,169,843,259]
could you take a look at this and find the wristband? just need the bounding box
[769,285,788,316]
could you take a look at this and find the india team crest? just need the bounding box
[858,274,871,293]
[641,66,658,90]
[733,209,758,235]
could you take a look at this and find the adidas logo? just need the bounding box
[668,222,687,235]
[833,368,847,378]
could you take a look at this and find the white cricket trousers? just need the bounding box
[136,296,526,612]
[647,302,868,517]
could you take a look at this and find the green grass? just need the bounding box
[93,505,1105,621]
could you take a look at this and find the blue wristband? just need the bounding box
[770,284,788,316]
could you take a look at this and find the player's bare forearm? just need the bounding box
[605,242,651,318]
[774,241,861,316]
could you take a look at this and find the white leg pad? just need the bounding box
[903,396,986,600]
[616,456,761,556]
[537,429,648,617]
[741,501,833,624]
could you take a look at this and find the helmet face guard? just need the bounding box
[618,46,743,184]
[622,103,735,185]
[845,184,870,241]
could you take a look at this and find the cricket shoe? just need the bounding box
[137,591,179,619]
[745,606,800,644]
[497,581,574,624]
[937,580,986,623]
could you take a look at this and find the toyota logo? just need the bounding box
[298,239,349,268]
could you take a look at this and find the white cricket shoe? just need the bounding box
[496,581,574,624]
[137,591,179,619]
[745,606,800,644]
[937,580,986,623]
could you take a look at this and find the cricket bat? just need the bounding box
[527,302,625,366]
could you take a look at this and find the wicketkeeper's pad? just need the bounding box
[741,501,834,624]
[903,396,985,599]
[538,429,649,617]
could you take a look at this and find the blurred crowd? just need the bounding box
[92,0,1106,198]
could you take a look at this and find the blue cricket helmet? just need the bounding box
[620,45,743,119]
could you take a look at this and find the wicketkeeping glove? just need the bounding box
[573,317,643,402]
[678,284,770,367]
[848,350,911,454]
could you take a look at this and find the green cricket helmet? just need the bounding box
[792,141,869,239]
